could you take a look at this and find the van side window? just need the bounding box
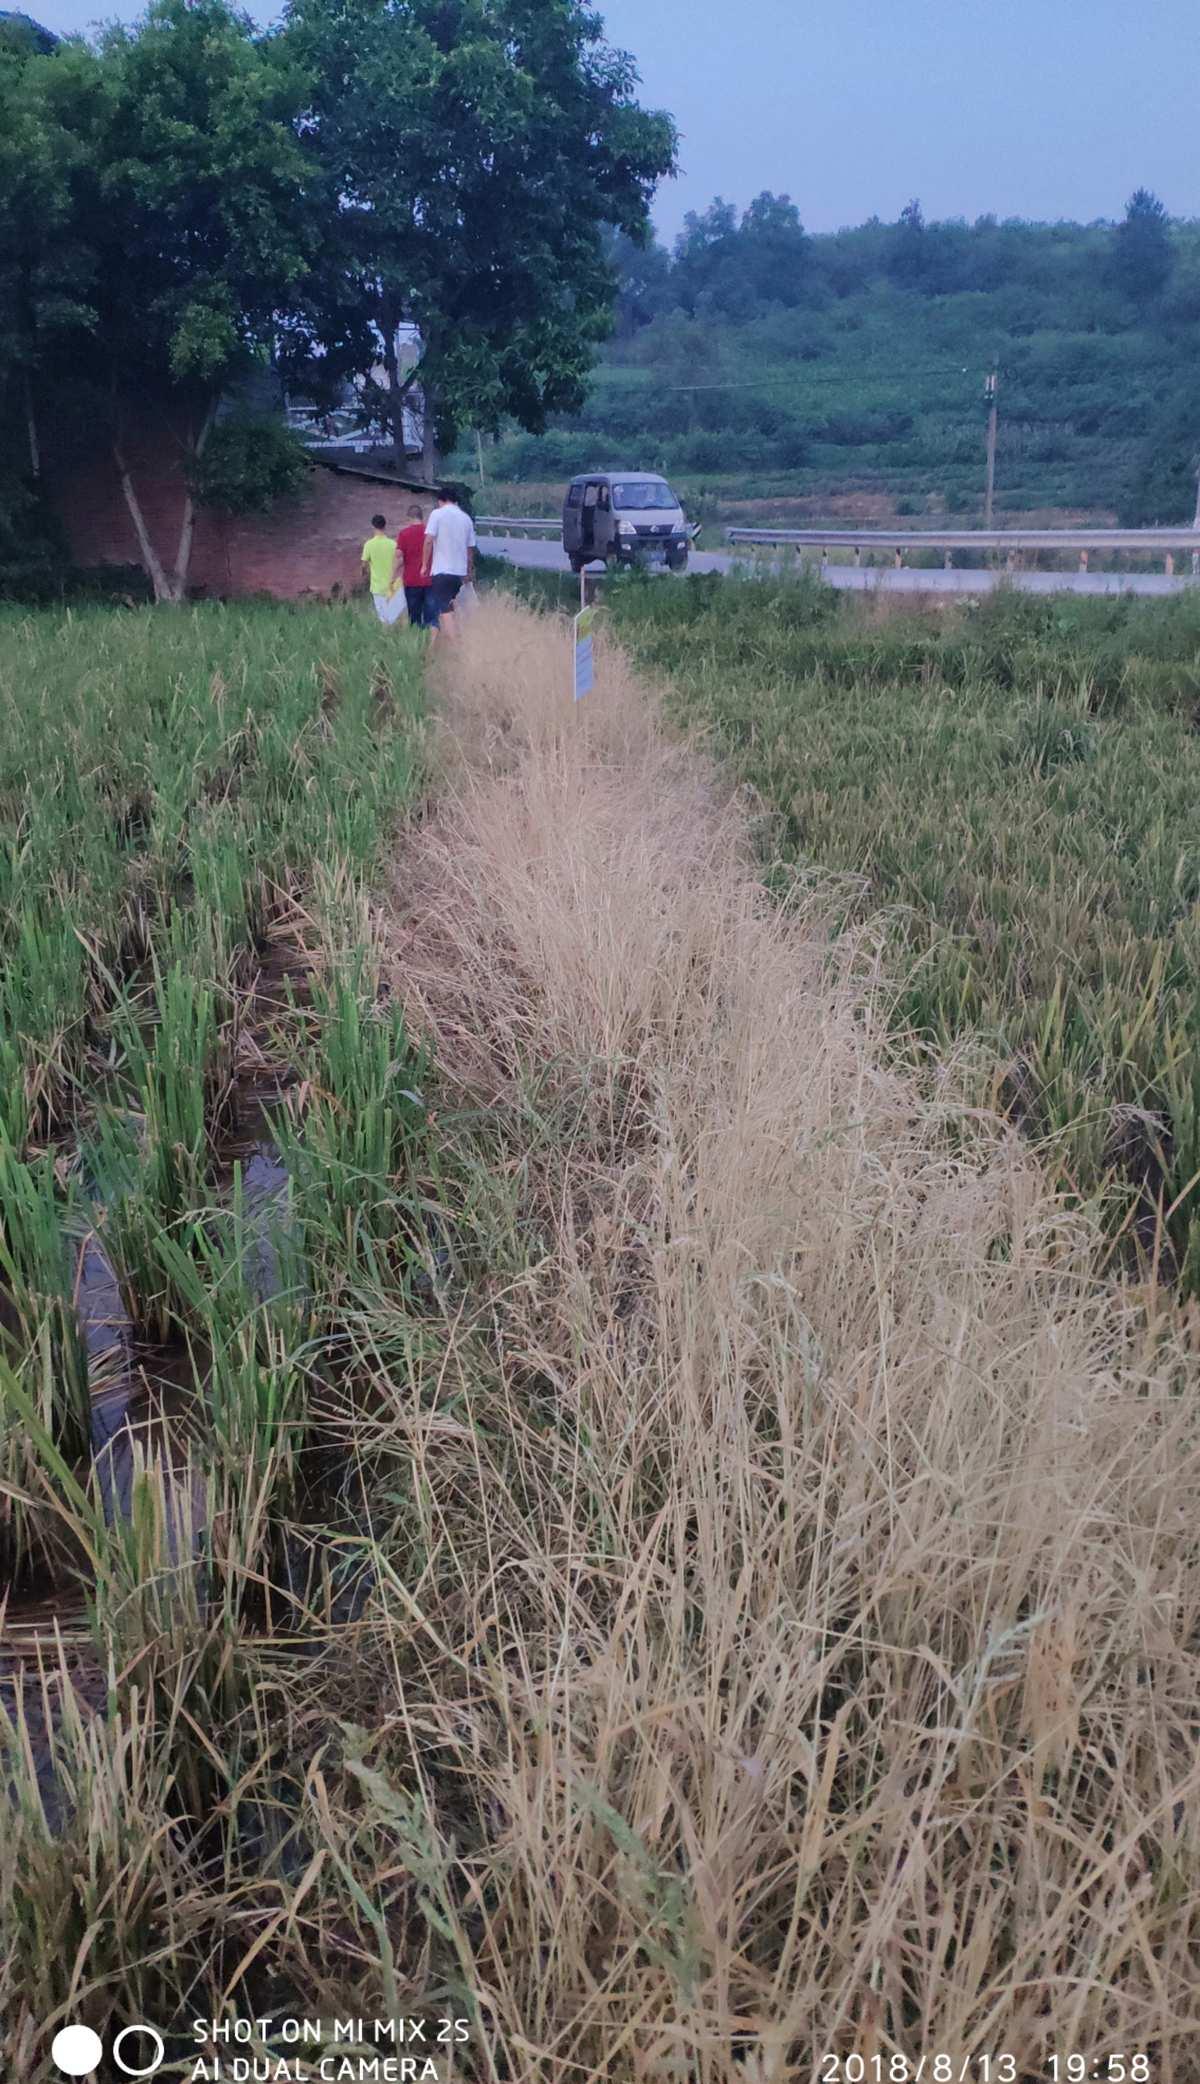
[566,483,584,507]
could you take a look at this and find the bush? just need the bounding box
[189,414,310,515]
[0,473,72,602]
[681,433,725,473]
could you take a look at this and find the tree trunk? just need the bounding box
[380,307,407,472]
[113,436,173,602]
[171,397,219,601]
[421,378,439,487]
[24,373,39,479]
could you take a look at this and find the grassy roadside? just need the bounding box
[494,563,1200,1290]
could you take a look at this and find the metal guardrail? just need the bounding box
[476,515,561,534]
[726,526,1200,575]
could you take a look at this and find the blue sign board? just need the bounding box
[574,607,596,701]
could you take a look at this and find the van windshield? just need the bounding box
[611,479,676,511]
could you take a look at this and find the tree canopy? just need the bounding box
[0,0,674,596]
[278,0,676,467]
[1111,188,1174,303]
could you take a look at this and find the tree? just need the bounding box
[188,414,310,515]
[1111,188,1173,302]
[739,191,808,306]
[1120,385,1200,524]
[0,20,87,588]
[279,0,676,476]
[671,193,807,317]
[0,11,57,57]
[889,197,927,286]
[12,0,317,600]
[606,227,673,337]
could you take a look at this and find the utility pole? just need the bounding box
[475,427,486,492]
[984,368,999,530]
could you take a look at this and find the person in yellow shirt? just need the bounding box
[361,515,405,624]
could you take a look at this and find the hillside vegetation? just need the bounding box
[456,194,1200,525]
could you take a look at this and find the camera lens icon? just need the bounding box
[51,2026,104,2077]
[113,2026,167,2075]
[51,2021,166,2076]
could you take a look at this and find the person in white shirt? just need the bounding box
[421,486,477,638]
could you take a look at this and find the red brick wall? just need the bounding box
[42,407,430,601]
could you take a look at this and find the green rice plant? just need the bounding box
[87,1443,210,1666]
[0,1137,89,1451]
[278,963,429,1276]
[0,906,90,1139]
[81,1107,157,1328]
[118,959,226,1205]
[208,1312,308,1547]
[87,980,295,1342]
[0,1027,31,1151]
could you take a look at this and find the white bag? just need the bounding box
[457,581,479,618]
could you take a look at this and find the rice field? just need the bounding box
[0,602,435,2066]
[558,569,1200,1293]
[3,592,1200,2078]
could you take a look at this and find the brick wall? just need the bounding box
[42,405,431,601]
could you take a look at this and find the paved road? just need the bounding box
[479,535,1195,599]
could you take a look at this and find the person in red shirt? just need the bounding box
[397,504,431,629]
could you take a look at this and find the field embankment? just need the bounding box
[2,595,1199,2074]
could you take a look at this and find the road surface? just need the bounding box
[478,536,1194,598]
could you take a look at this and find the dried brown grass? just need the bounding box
[376,595,1200,2077]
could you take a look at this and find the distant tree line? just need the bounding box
[608,186,1184,327]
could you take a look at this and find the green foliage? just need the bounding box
[69,0,315,395]
[278,0,677,454]
[0,466,69,599]
[0,11,55,54]
[1120,384,1200,525]
[673,192,808,317]
[188,413,311,515]
[0,0,318,596]
[1111,188,1174,303]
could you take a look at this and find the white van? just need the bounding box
[563,471,690,573]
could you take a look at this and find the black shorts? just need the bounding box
[405,584,430,627]
[427,573,464,624]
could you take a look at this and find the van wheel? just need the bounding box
[569,553,585,574]
[668,552,689,573]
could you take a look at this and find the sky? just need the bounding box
[25,0,1200,244]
